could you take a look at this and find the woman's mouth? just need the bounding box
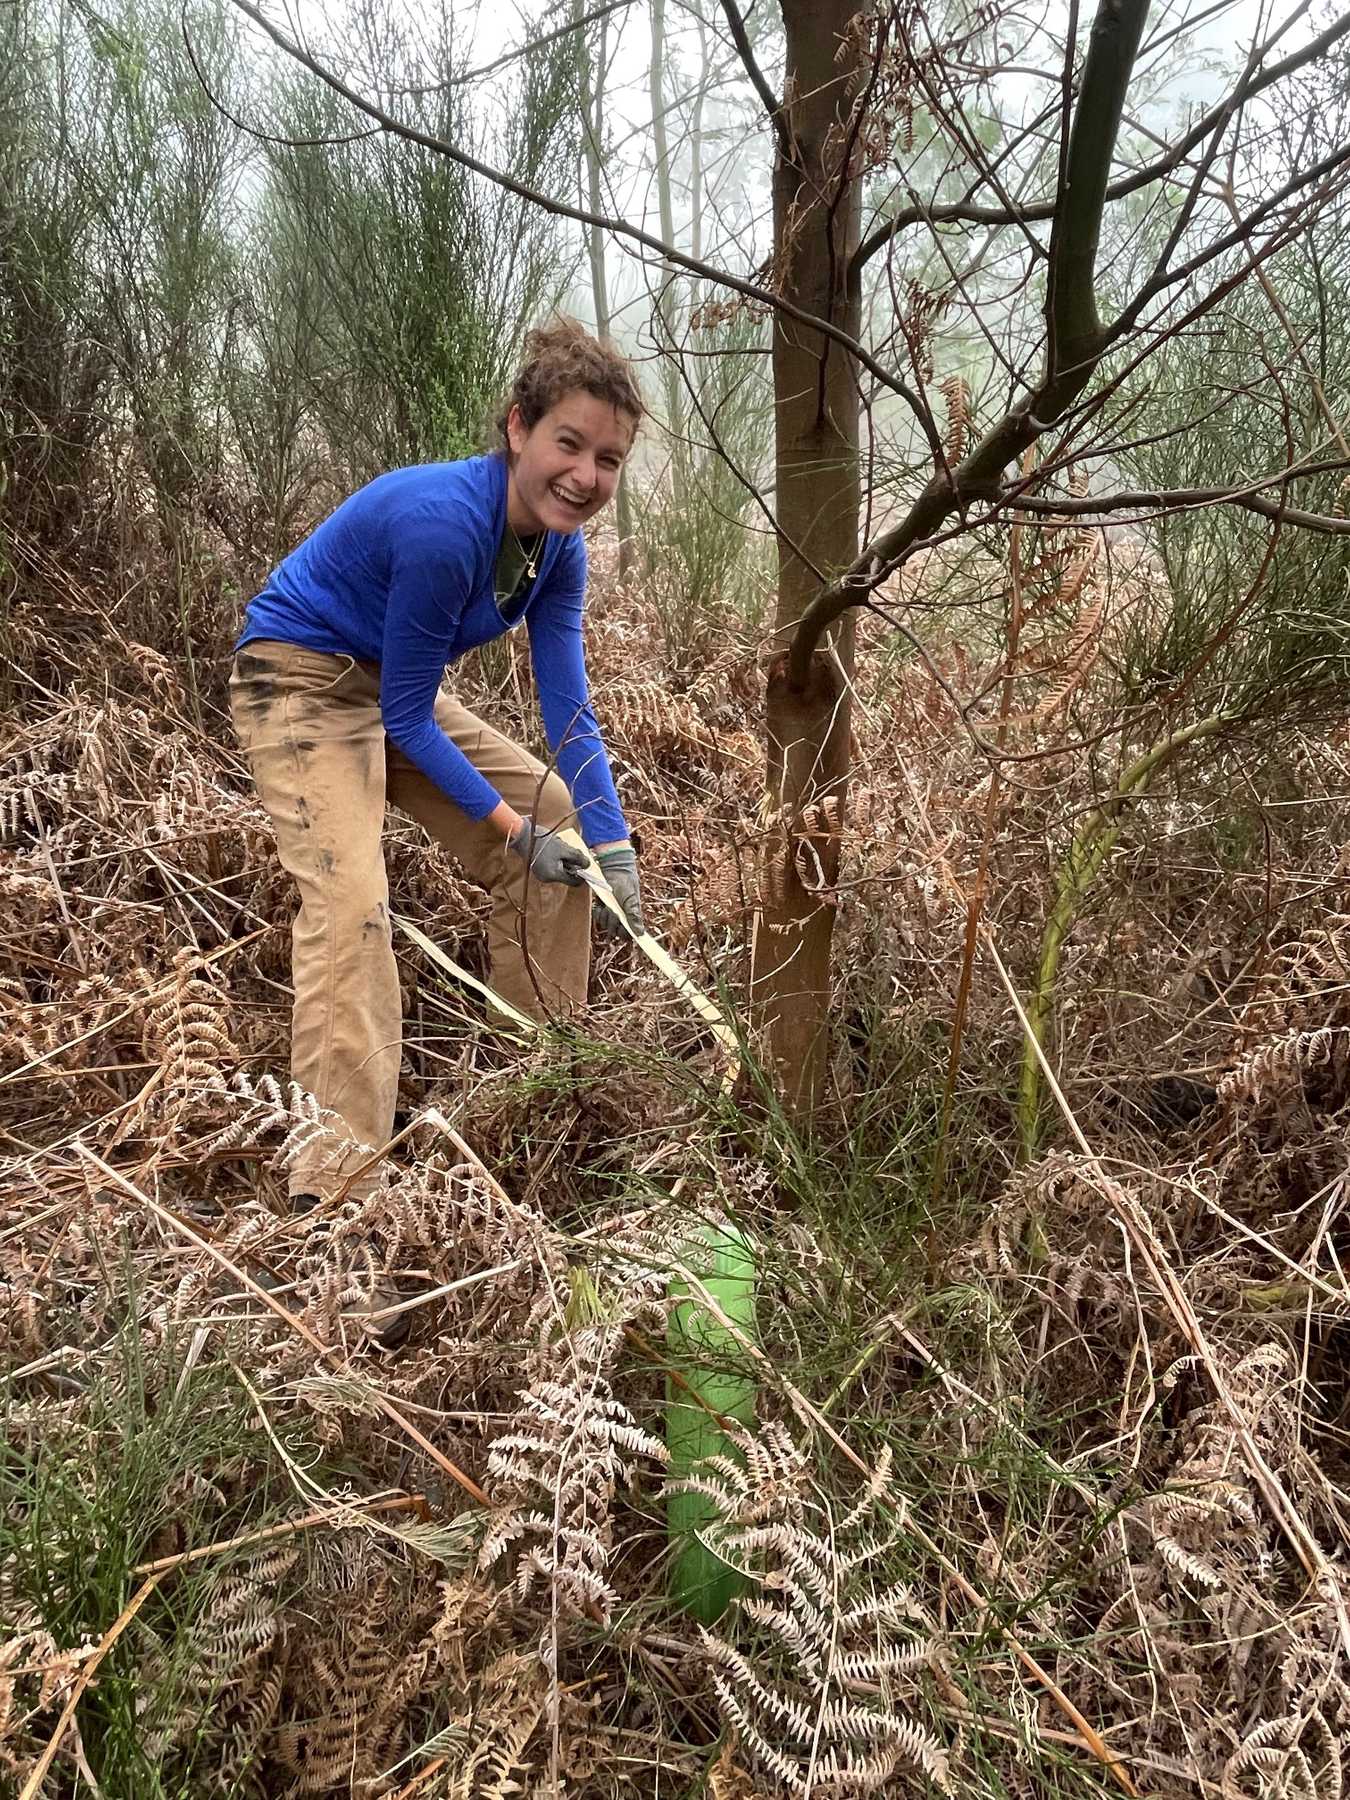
[550,482,590,513]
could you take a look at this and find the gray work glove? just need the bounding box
[507,817,592,886]
[594,843,643,938]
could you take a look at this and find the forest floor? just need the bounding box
[2,528,1349,1798]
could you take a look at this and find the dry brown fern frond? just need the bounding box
[678,1427,950,1796]
[1216,1025,1350,1116]
[665,833,763,949]
[140,949,235,1122]
[1029,571,1105,721]
[939,373,971,463]
[1238,909,1350,1036]
[199,1070,363,1184]
[481,1326,668,1622]
[751,795,850,930]
[836,9,915,167]
[1080,1337,1350,1786]
[792,794,846,905]
[1221,1706,1344,1799]
[835,2,997,182]
[124,641,188,712]
[0,965,128,1104]
[208,1105,580,1380]
[707,1737,764,1800]
[1019,532,1096,612]
[979,1149,1094,1272]
[0,1626,97,1778]
[271,1543,444,1795]
[898,279,953,385]
[443,1650,548,1800]
[598,679,717,760]
[136,1542,299,1766]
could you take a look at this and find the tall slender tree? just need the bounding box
[648,0,688,506]
[576,0,636,574]
[745,0,864,1114]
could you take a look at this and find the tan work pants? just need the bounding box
[229,640,589,1198]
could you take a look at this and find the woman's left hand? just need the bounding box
[594,843,643,938]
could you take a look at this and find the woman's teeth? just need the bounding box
[550,484,587,509]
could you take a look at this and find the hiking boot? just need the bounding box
[255,1195,411,1350]
[343,1284,412,1351]
[247,1191,326,1295]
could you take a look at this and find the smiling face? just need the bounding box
[504,391,636,536]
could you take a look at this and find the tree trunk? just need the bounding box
[689,12,707,268]
[749,0,864,1119]
[577,0,634,575]
[648,0,686,507]
[687,10,708,417]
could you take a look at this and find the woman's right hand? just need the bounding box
[507,817,592,886]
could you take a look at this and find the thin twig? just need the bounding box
[18,1574,163,1800]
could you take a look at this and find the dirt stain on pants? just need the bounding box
[229,639,590,1200]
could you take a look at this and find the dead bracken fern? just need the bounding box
[1028,569,1104,720]
[898,278,952,384]
[598,679,718,759]
[677,1425,951,1796]
[939,374,971,464]
[982,1132,1350,1791]
[0,1629,97,1783]
[139,949,234,1122]
[136,1541,298,1776]
[5,534,1350,1798]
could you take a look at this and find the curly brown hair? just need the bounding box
[494,317,643,449]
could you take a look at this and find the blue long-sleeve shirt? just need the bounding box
[237,453,628,847]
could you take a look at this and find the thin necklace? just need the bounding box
[510,523,540,579]
[498,523,542,607]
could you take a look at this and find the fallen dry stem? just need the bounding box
[389,1752,452,1798]
[979,921,1350,1662]
[73,1142,492,1507]
[130,1491,428,1575]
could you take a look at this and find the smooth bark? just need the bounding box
[748,0,865,1116]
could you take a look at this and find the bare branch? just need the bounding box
[180,10,382,149]
[790,4,1350,691]
[717,0,791,160]
[223,0,928,412]
[1109,138,1350,342]
[848,8,1350,277]
[1002,455,1350,532]
[789,0,1153,690]
[396,0,637,92]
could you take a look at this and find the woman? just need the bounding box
[230,320,643,1210]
